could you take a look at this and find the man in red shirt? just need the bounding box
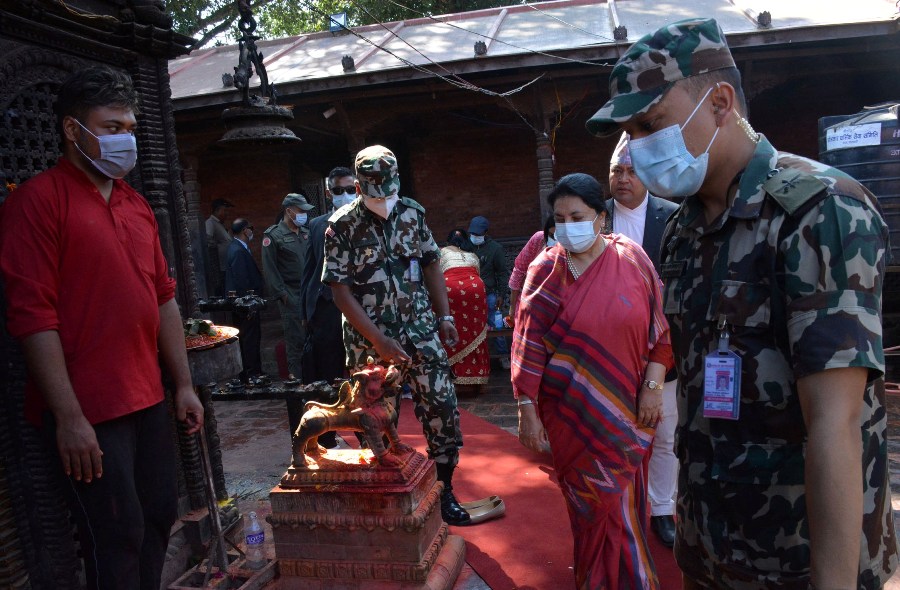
[0,66,204,589]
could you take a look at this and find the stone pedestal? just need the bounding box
[270,449,465,590]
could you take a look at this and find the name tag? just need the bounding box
[409,258,421,283]
[352,238,379,249]
[702,350,742,420]
[660,260,685,279]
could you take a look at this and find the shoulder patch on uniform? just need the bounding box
[264,224,277,235]
[762,168,828,216]
[400,197,425,213]
[328,206,352,223]
[262,236,272,247]
[325,226,335,239]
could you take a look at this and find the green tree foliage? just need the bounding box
[167,0,525,49]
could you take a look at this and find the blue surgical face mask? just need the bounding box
[628,86,719,198]
[546,236,558,248]
[293,212,308,226]
[331,193,355,209]
[555,214,600,253]
[470,235,485,246]
[74,119,138,180]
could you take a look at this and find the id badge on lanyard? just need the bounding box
[703,314,742,420]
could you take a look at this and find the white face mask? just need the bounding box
[332,194,355,209]
[246,230,254,242]
[470,235,485,246]
[555,214,600,253]
[293,212,308,226]
[363,195,399,219]
[546,236,558,248]
[74,119,138,180]
[628,86,719,198]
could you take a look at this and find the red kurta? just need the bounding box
[0,158,176,425]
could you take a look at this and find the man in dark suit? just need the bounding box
[606,132,679,548]
[225,218,264,382]
[301,167,356,386]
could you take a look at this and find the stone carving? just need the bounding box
[290,358,414,469]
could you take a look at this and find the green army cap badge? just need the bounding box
[355,145,401,198]
[586,18,735,137]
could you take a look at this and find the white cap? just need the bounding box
[610,132,632,166]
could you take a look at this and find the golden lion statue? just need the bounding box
[289,358,414,469]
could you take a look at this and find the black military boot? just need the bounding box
[435,462,471,526]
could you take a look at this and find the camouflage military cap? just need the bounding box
[354,145,400,199]
[586,18,735,137]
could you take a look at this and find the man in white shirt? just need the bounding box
[606,133,679,547]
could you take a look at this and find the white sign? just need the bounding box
[825,122,882,151]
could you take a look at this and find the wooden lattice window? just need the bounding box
[1,82,61,186]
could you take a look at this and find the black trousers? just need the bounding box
[301,296,345,384]
[233,310,262,378]
[42,401,178,590]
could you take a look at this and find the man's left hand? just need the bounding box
[175,386,205,434]
[439,322,459,348]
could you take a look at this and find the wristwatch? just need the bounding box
[437,315,455,325]
[643,379,664,391]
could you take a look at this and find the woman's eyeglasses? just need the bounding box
[330,186,355,195]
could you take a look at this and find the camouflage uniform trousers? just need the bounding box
[350,336,463,467]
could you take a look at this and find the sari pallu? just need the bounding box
[511,237,672,590]
[441,249,490,385]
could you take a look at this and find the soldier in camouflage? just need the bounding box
[587,17,897,589]
[323,145,471,526]
[262,193,314,380]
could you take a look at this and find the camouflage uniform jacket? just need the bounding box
[661,137,897,588]
[262,220,309,301]
[322,197,441,368]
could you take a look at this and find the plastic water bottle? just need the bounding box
[244,511,266,570]
[490,308,504,330]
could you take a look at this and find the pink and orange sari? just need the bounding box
[511,236,672,590]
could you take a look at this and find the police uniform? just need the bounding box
[322,196,462,466]
[262,220,310,379]
[585,17,898,589]
[661,139,896,589]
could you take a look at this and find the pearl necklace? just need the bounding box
[566,250,581,280]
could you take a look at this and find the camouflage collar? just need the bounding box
[676,136,778,230]
[730,136,778,220]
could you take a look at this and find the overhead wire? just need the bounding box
[348,0,549,134]
[520,1,617,42]
[382,0,618,66]
[299,0,542,100]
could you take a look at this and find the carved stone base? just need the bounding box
[270,449,465,589]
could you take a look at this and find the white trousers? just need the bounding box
[649,379,678,516]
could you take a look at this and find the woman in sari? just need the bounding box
[440,229,490,391]
[511,173,673,590]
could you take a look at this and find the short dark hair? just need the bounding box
[328,166,354,187]
[679,67,747,117]
[547,173,606,213]
[232,218,251,234]
[54,66,140,132]
[446,228,474,252]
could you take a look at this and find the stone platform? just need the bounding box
[270,448,465,590]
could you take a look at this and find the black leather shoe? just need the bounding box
[651,515,675,548]
[440,489,471,526]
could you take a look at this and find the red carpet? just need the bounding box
[357,402,682,590]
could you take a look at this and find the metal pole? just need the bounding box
[198,390,230,576]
